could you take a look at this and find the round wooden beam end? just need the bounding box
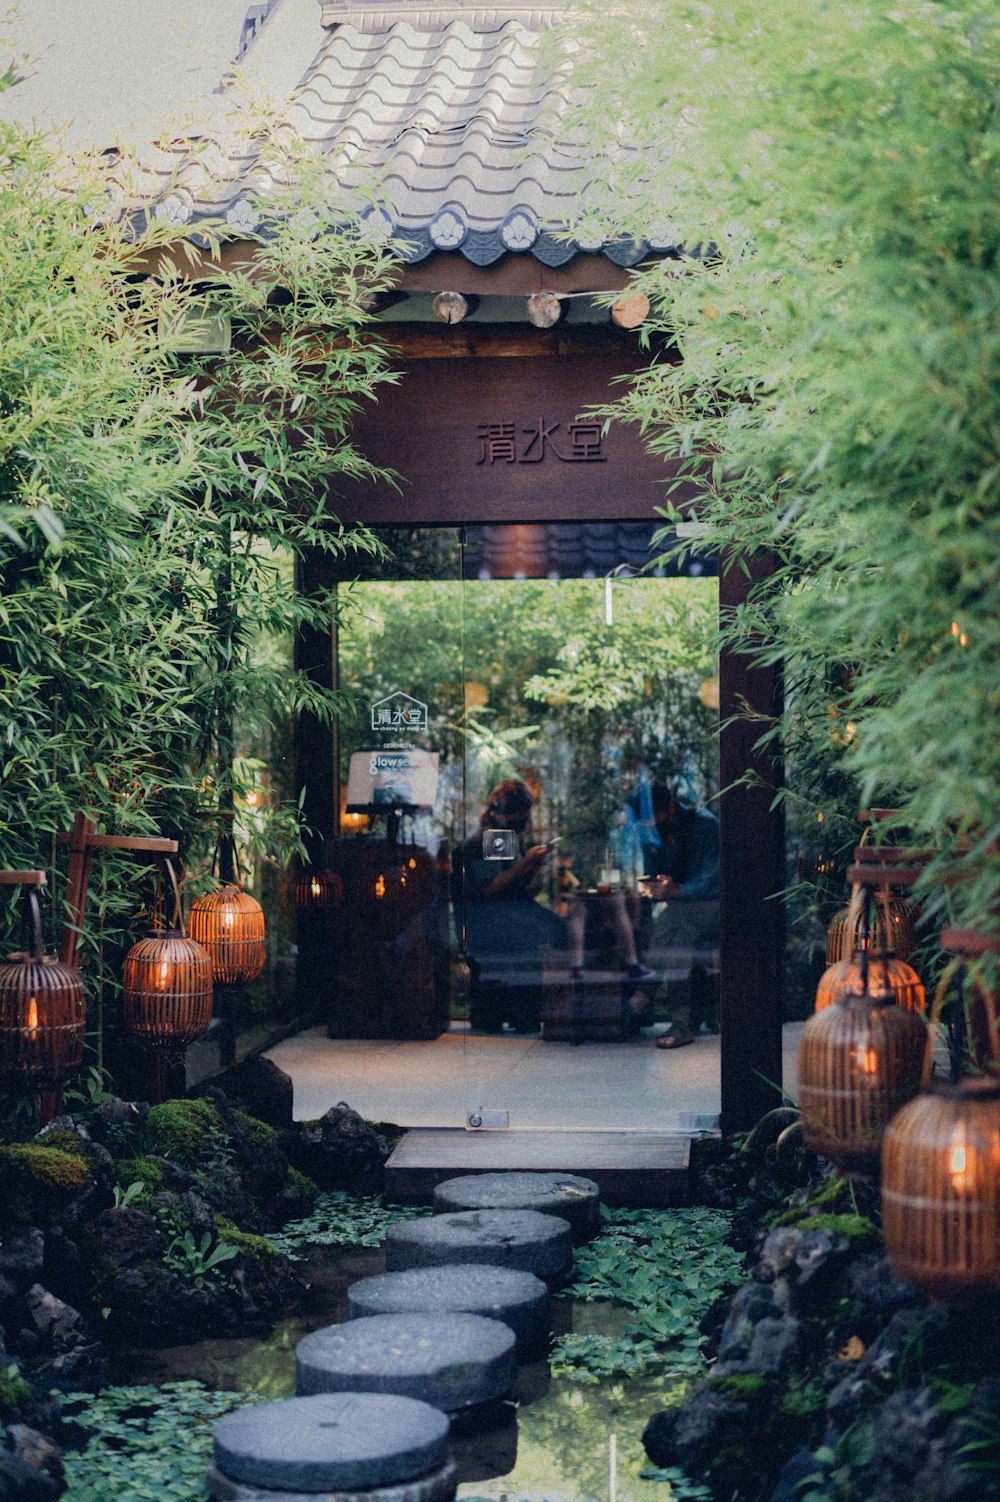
[526,291,562,329]
[432,291,470,324]
[611,292,650,329]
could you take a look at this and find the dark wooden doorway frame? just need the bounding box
[294,340,784,1135]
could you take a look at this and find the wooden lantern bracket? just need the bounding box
[57,812,179,969]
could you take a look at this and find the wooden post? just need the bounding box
[718,550,785,1135]
[59,812,97,967]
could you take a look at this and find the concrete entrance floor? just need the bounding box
[267,1021,804,1132]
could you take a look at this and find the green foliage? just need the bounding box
[707,1372,770,1400]
[0,101,397,1022]
[58,1380,259,1502]
[570,0,1000,944]
[0,1142,89,1193]
[638,1465,714,1500]
[146,1099,223,1168]
[116,1156,165,1200]
[339,574,718,870]
[265,1190,430,1259]
[551,1206,743,1383]
[285,1166,320,1206]
[213,1217,277,1264]
[231,1110,278,1152]
[112,1180,147,1211]
[0,1360,31,1418]
[162,1230,239,1290]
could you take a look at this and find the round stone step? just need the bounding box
[385,1209,573,1284]
[213,1392,449,1494]
[296,1311,517,1412]
[347,1263,550,1358]
[207,1457,457,1502]
[432,1172,601,1244]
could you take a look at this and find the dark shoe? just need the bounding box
[656,1029,694,1050]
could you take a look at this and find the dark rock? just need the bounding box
[6,1427,63,1489]
[846,1253,921,1337]
[386,1210,572,1284]
[716,1282,780,1364]
[85,1208,166,1271]
[432,1172,600,1244]
[41,1229,86,1313]
[770,1447,833,1502]
[0,1232,44,1289]
[296,1311,517,1411]
[213,1392,451,1492]
[147,1190,216,1242]
[23,1287,83,1348]
[31,1341,107,1393]
[866,1388,952,1501]
[80,1098,148,1157]
[826,1307,949,1423]
[0,1273,17,1307]
[644,1389,756,1476]
[0,1450,61,1501]
[282,1103,389,1189]
[195,1056,294,1130]
[742,1315,804,1377]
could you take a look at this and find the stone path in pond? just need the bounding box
[210,1171,594,1502]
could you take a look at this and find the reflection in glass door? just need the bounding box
[328,523,720,1131]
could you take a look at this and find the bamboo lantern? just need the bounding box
[123,862,213,1050]
[799,941,926,1173]
[189,884,266,985]
[351,842,433,942]
[882,961,1000,1301]
[295,869,344,915]
[0,883,85,1097]
[826,883,917,963]
[817,869,926,1014]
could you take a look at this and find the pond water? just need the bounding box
[115,1245,683,1502]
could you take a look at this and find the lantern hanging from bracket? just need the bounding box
[189,840,266,986]
[800,878,926,1173]
[816,873,925,1015]
[882,946,1000,1301]
[123,859,213,1056]
[0,875,85,1114]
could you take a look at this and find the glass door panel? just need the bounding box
[327,523,720,1131]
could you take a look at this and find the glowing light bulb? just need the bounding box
[310,877,321,899]
[375,875,385,899]
[949,1131,969,1193]
[157,959,170,990]
[26,997,39,1038]
[409,858,417,870]
[224,909,235,927]
[853,1045,879,1077]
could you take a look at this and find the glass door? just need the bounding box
[326,522,720,1131]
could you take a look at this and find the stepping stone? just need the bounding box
[347,1263,551,1358]
[212,1392,450,1494]
[432,1171,601,1244]
[385,1209,573,1284]
[296,1311,517,1412]
[207,1458,458,1502]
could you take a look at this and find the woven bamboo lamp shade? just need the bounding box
[0,885,84,1092]
[882,952,1000,1300]
[295,869,344,914]
[122,932,214,1048]
[817,867,926,1014]
[799,956,926,1173]
[122,861,213,1049]
[826,885,917,963]
[188,885,266,985]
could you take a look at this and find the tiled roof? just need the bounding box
[133,0,661,269]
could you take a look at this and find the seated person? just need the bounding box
[451,778,564,1030]
[636,782,720,1047]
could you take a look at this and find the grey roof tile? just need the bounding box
[129,1,656,268]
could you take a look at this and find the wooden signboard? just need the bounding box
[326,353,698,525]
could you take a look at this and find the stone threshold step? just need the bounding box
[384,1129,691,1208]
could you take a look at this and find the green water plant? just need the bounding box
[551,1206,743,1383]
[58,1381,259,1502]
[265,1191,430,1259]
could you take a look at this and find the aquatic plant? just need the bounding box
[551,1206,744,1383]
[265,1190,430,1258]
